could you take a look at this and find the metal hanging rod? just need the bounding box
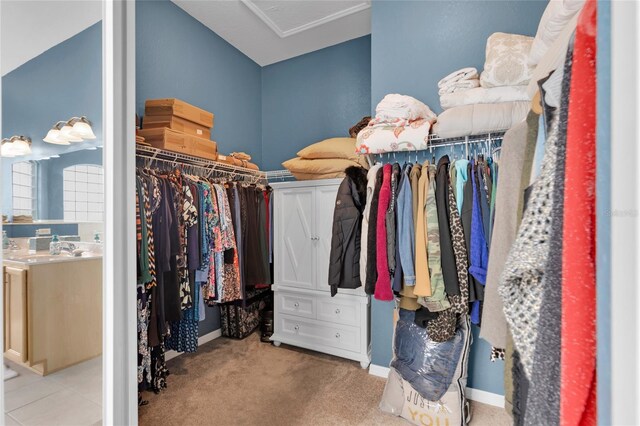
[136,145,267,184]
[369,131,505,162]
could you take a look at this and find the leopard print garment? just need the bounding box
[424,183,471,343]
[447,183,469,315]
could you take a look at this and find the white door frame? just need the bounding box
[103,0,137,424]
[609,1,640,424]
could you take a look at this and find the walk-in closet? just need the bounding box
[0,0,634,425]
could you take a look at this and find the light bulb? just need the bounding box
[11,139,31,155]
[72,121,96,139]
[60,125,83,142]
[1,142,17,157]
[44,129,71,145]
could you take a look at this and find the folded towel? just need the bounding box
[437,67,479,88]
[438,79,481,96]
[440,86,531,110]
[375,94,436,122]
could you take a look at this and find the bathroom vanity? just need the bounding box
[3,250,102,375]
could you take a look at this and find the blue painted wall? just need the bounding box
[1,22,103,218]
[370,0,548,395]
[261,36,371,170]
[1,22,102,157]
[371,1,548,114]
[136,0,263,166]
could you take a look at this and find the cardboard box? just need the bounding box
[143,115,211,139]
[138,128,217,161]
[145,98,214,128]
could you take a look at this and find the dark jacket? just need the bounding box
[462,162,483,303]
[329,166,369,296]
[365,167,384,294]
[436,155,460,296]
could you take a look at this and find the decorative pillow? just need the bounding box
[528,0,585,67]
[282,157,364,175]
[480,33,534,88]
[291,171,346,181]
[297,137,358,160]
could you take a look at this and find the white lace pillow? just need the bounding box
[480,32,534,88]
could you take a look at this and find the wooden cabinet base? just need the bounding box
[3,259,102,376]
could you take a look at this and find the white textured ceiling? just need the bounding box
[172,0,371,66]
[1,0,102,76]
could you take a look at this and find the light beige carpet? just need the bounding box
[139,333,510,425]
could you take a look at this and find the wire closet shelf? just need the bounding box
[265,131,506,182]
[136,145,267,185]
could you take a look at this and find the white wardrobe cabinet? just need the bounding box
[270,179,371,369]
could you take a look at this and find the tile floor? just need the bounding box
[4,357,101,426]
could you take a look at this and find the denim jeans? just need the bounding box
[391,309,466,401]
[396,168,415,285]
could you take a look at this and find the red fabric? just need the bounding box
[374,164,393,301]
[561,1,597,425]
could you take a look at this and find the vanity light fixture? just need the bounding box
[44,121,72,145]
[1,138,16,157]
[59,121,83,142]
[44,116,96,144]
[1,136,32,157]
[70,116,96,139]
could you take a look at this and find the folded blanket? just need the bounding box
[438,68,479,95]
[367,115,436,129]
[437,79,480,96]
[440,86,531,110]
[356,117,433,154]
[375,94,436,122]
[437,67,479,88]
[432,102,530,139]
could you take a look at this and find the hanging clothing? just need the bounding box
[374,164,394,301]
[397,164,416,286]
[560,2,597,424]
[436,155,460,297]
[413,162,432,297]
[499,100,567,380]
[329,166,368,296]
[419,162,450,311]
[365,167,383,295]
[360,164,383,284]
[481,112,539,348]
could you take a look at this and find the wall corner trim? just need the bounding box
[367,364,505,408]
[165,329,223,362]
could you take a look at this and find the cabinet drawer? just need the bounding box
[277,314,360,353]
[316,297,361,327]
[276,292,315,319]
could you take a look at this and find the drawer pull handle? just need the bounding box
[335,332,341,339]
[294,325,300,332]
[335,308,341,314]
[294,302,299,308]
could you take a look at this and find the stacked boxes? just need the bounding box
[138,98,217,161]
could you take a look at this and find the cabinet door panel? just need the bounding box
[315,185,339,292]
[275,188,315,289]
[4,267,28,363]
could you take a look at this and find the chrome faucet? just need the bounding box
[59,242,77,253]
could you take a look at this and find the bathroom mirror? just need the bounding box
[1,1,104,424]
